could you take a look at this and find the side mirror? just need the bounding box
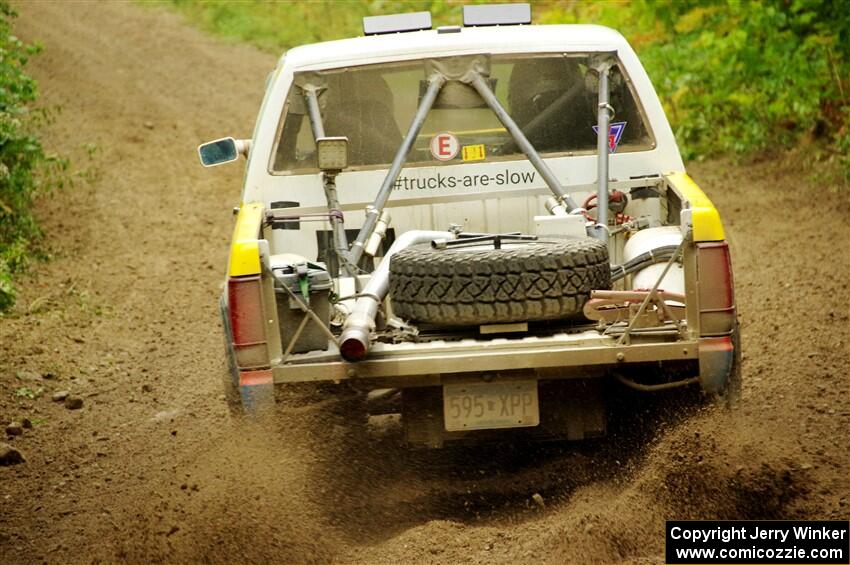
[198,137,250,167]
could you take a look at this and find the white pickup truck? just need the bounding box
[200,5,740,447]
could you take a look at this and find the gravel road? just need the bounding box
[1,2,848,563]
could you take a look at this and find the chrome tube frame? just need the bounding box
[348,74,447,266]
[593,54,616,242]
[500,81,584,156]
[303,86,357,279]
[468,73,580,212]
[304,86,326,139]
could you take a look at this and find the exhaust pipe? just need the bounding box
[339,230,456,361]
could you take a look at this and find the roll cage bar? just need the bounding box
[298,53,617,268]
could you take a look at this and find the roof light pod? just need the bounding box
[363,11,432,36]
[462,3,531,27]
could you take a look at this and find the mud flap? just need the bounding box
[238,369,275,416]
[698,336,734,394]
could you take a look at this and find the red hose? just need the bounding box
[581,191,630,225]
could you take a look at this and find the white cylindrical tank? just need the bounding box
[623,226,685,296]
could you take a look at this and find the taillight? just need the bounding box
[696,241,736,336]
[227,275,269,369]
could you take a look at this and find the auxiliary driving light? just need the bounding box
[316,136,349,172]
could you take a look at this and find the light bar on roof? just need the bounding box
[363,11,432,36]
[462,3,531,27]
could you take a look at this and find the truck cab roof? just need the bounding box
[280,24,628,71]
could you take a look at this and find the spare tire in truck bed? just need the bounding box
[388,237,611,326]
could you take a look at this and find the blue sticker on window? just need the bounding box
[592,121,627,153]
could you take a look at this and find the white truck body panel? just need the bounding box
[239,25,684,262]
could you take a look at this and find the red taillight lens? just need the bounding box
[227,275,269,369]
[696,241,736,336]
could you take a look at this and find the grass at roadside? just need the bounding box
[0,3,69,311]
[162,0,849,186]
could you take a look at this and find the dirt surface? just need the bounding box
[1,2,848,564]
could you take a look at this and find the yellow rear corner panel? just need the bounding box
[228,202,265,277]
[664,171,725,242]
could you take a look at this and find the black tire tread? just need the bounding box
[388,237,611,325]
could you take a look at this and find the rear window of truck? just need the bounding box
[271,53,655,174]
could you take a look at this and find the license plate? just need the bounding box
[443,380,539,432]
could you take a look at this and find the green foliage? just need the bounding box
[165,0,464,51]
[13,385,43,399]
[628,0,849,164]
[0,3,66,311]
[165,0,848,174]
[546,0,850,170]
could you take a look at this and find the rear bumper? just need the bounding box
[270,329,699,388]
